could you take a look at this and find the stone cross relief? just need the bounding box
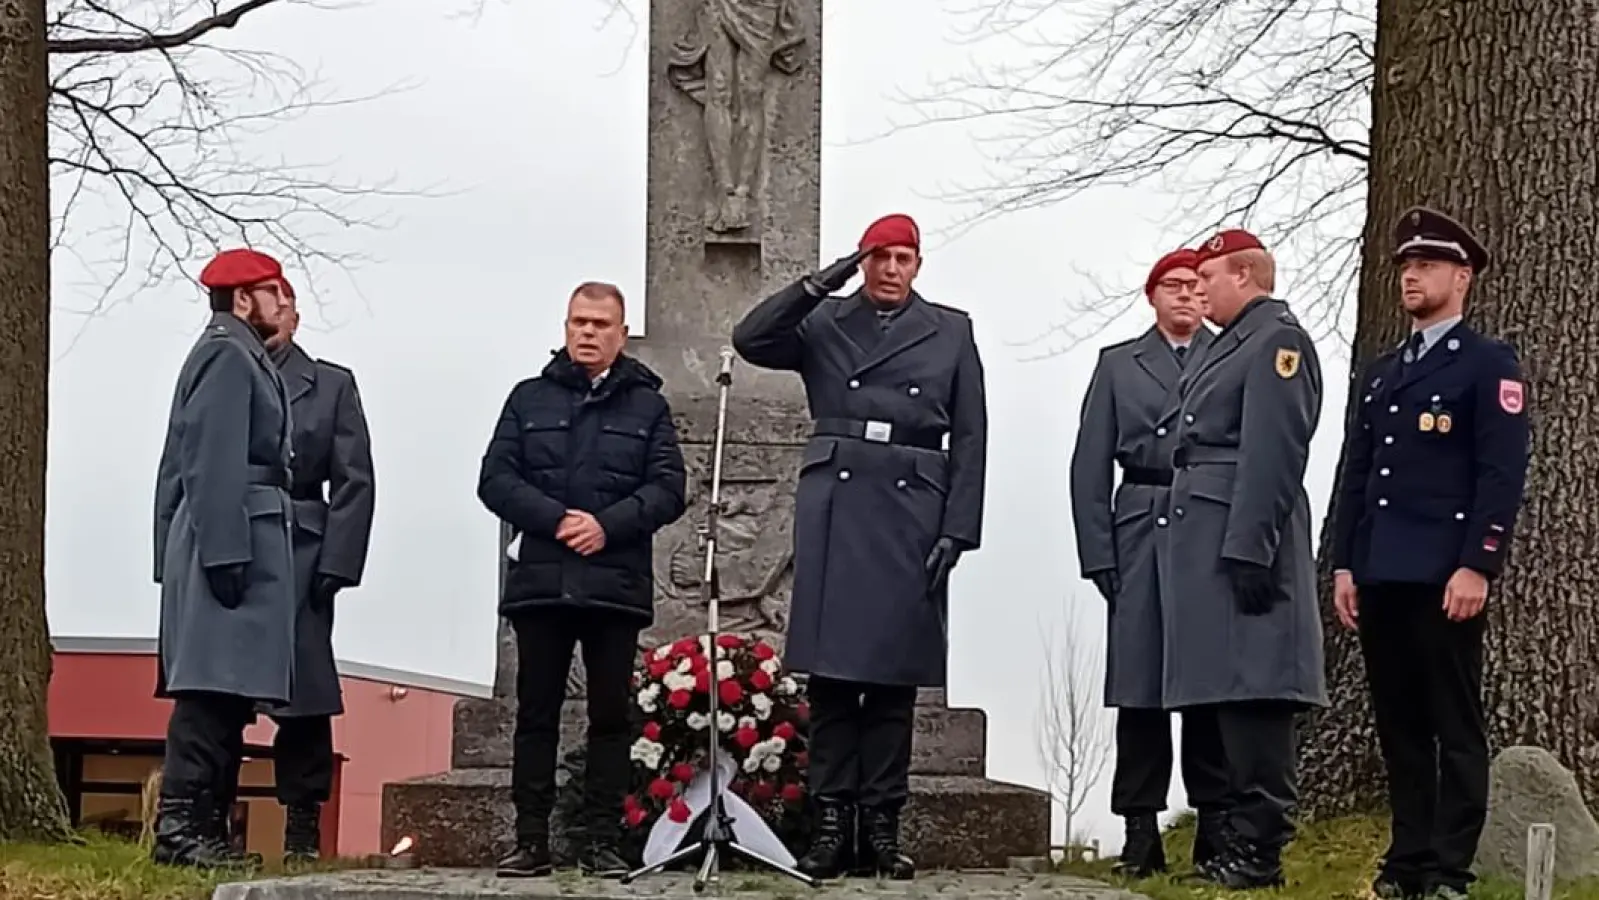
[667,0,807,238]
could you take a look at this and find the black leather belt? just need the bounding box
[289,485,324,502]
[812,417,946,452]
[1121,465,1172,487]
[246,464,289,490]
[1172,445,1239,468]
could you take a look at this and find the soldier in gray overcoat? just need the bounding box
[1068,247,1227,877]
[150,248,297,869]
[732,213,988,882]
[217,277,375,863]
[1163,229,1327,890]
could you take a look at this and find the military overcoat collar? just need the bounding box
[275,341,318,403]
[834,288,939,377]
[1132,324,1212,392]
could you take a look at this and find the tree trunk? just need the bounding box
[1299,0,1599,816]
[0,0,73,842]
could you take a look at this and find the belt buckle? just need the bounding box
[863,420,893,443]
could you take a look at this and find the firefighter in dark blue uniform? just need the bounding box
[1329,206,1531,900]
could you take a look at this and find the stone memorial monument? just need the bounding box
[379,0,1049,868]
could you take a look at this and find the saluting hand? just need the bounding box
[1443,567,1488,621]
[557,510,607,556]
[803,247,876,297]
[1333,570,1359,630]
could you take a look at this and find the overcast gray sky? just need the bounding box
[43,0,1356,851]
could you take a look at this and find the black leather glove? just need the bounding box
[924,537,962,596]
[1226,559,1278,616]
[205,563,247,610]
[312,574,351,612]
[802,248,873,297]
[1088,570,1120,605]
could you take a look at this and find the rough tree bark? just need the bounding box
[0,0,74,842]
[1298,0,1599,815]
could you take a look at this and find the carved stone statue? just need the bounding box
[650,471,794,651]
[667,0,807,235]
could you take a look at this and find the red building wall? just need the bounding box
[48,639,473,857]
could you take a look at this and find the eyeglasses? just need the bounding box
[1157,278,1200,293]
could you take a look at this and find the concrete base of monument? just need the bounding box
[212,869,1150,900]
[381,769,1051,870]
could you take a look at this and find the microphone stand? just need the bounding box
[621,349,817,894]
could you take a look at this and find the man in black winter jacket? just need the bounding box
[478,281,687,878]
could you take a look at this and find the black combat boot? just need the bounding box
[208,793,262,867]
[797,801,856,879]
[1191,807,1226,869]
[1112,813,1166,877]
[577,814,630,879]
[1195,829,1284,890]
[858,805,915,880]
[283,803,322,864]
[496,838,554,878]
[151,794,252,869]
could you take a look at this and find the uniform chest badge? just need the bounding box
[1274,347,1301,379]
[1436,413,1453,433]
[1418,412,1435,432]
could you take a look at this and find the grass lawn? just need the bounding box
[1058,814,1599,900]
[0,832,349,900]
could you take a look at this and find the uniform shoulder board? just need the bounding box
[1099,335,1140,355]
[314,357,354,377]
[1275,309,1301,327]
[925,299,971,317]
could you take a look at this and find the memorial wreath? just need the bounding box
[624,633,810,832]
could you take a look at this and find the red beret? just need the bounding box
[199,248,282,290]
[1145,248,1199,296]
[859,214,921,253]
[1193,229,1266,267]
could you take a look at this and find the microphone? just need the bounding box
[716,346,735,385]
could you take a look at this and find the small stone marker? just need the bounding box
[1526,823,1556,900]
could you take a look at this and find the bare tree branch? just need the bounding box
[44,0,441,345]
[1034,608,1113,846]
[880,0,1373,354]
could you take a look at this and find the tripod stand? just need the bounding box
[620,349,817,894]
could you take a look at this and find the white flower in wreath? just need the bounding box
[738,715,758,731]
[654,645,672,661]
[637,684,661,713]
[699,635,712,654]
[630,737,664,770]
[761,753,782,773]
[662,671,696,693]
[777,676,798,696]
[675,657,693,674]
[759,658,780,676]
[750,693,772,720]
[743,754,760,774]
[717,711,736,732]
[758,736,786,756]
[716,660,735,681]
[686,712,710,731]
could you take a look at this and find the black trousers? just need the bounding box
[509,607,640,845]
[1359,581,1488,892]
[216,714,336,821]
[1207,700,1300,852]
[1110,706,1230,817]
[806,676,917,810]
[164,691,256,798]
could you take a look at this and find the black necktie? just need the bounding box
[1403,332,1425,366]
[1174,345,1187,362]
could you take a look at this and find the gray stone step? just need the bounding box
[450,698,987,777]
[214,870,1147,900]
[381,769,1050,871]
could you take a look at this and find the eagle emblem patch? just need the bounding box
[1274,347,1301,379]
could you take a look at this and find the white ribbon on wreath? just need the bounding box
[641,753,797,868]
